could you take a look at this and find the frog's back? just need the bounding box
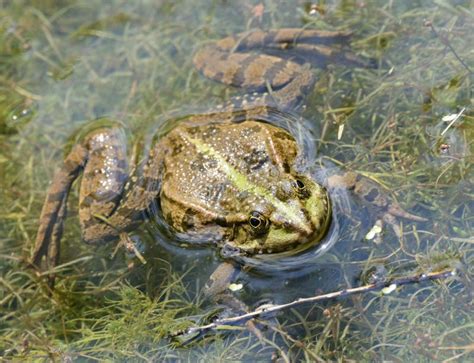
[158,121,298,237]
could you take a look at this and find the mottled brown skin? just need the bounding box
[193,28,374,110]
[157,120,331,254]
[32,29,424,295]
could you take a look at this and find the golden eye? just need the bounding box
[295,179,305,190]
[292,178,307,192]
[293,178,310,198]
[248,211,269,234]
[249,216,262,228]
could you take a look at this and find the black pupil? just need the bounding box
[296,179,305,189]
[250,217,261,227]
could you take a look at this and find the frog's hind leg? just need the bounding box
[247,28,376,68]
[79,127,165,245]
[227,28,375,68]
[193,45,316,110]
[193,28,373,110]
[32,143,88,270]
[77,126,134,244]
[32,126,138,274]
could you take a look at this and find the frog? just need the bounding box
[31,28,425,300]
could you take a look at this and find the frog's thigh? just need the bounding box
[194,47,306,91]
[79,127,130,244]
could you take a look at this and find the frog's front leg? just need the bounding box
[203,262,241,307]
[327,171,427,237]
[204,262,264,339]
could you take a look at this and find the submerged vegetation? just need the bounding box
[0,0,472,361]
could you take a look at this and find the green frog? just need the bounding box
[31,29,424,295]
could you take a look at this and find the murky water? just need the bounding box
[1,0,472,361]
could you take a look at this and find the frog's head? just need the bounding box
[228,174,332,255]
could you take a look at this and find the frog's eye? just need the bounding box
[248,211,269,234]
[294,179,306,190]
[293,178,310,198]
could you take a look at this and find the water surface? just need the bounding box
[0,0,472,361]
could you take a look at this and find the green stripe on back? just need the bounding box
[184,133,310,233]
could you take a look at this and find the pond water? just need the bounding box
[0,0,472,361]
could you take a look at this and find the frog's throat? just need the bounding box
[183,133,312,235]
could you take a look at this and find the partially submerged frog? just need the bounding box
[32,29,424,297]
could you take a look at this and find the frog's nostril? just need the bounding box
[276,188,290,201]
[275,180,294,201]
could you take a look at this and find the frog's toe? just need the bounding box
[382,212,402,238]
[387,203,428,222]
[381,202,428,238]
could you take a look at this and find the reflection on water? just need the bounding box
[0,0,472,361]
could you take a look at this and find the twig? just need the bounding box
[173,269,456,338]
[441,107,465,136]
